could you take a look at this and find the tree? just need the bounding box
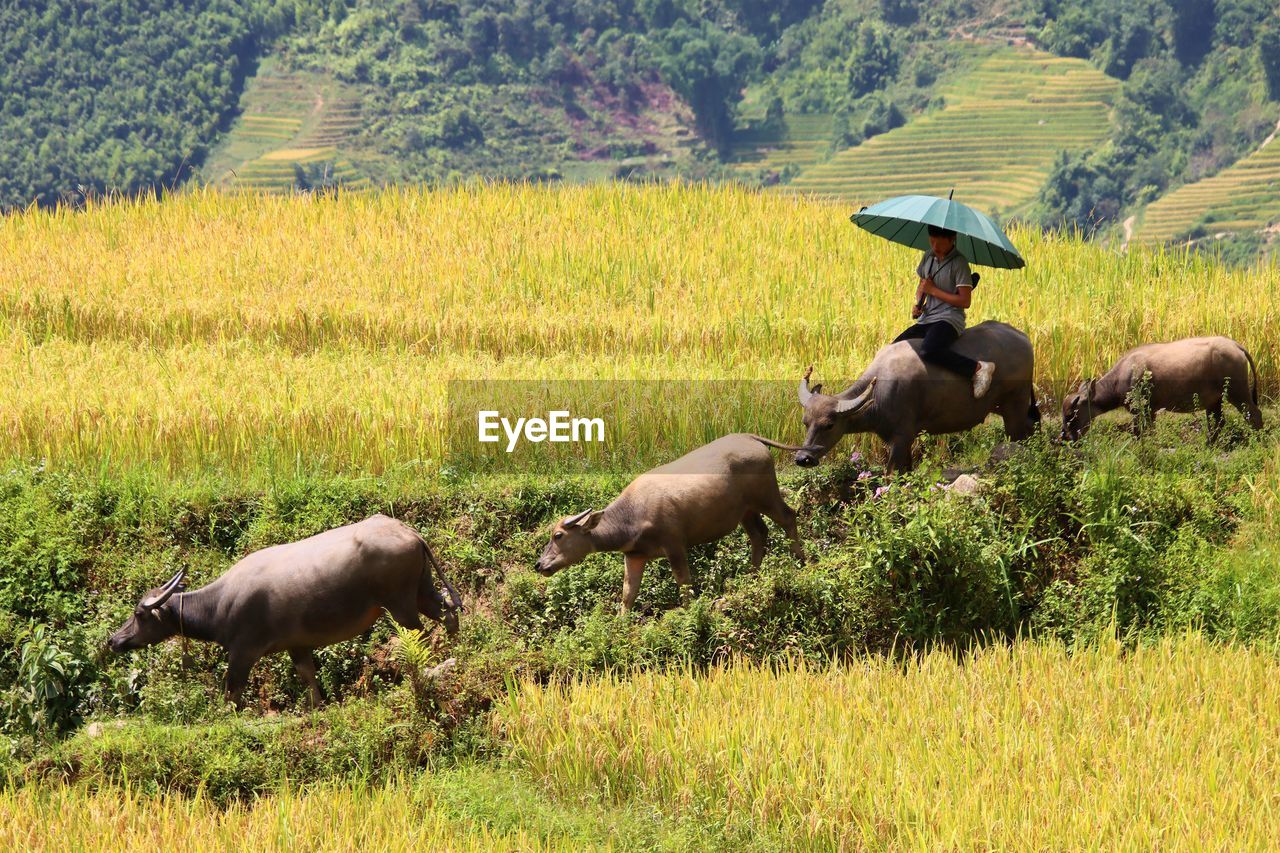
[1171,0,1215,65]
[844,21,898,98]
[1034,150,1123,235]
[1036,7,1103,59]
[1261,26,1280,100]
[657,21,762,152]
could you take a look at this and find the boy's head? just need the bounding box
[927,225,956,256]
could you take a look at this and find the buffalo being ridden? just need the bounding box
[796,320,1040,472]
[1061,335,1262,441]
[534,432,837,613]
[108,515,462,709]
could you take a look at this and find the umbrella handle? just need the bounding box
[915,271,981,313]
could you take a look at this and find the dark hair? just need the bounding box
[927,225,957,239]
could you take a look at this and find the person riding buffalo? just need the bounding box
[892,225,996,398]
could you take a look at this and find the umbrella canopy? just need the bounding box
[850,194,1025,269]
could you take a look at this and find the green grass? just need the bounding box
[776,46,1119,215]
[1135,131,1280,243]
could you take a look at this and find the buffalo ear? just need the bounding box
[811,383,823,395]
[581,510,604,530]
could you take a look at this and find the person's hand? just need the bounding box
[911,305,922,318]
[921,277,937,297]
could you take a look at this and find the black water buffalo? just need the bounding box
[1061,335,1262,441]
[796,320,1039,471]
[534,433,815,612]
[107,515,462,708]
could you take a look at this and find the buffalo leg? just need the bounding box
[666,548,695,606]
[386,601,425,632]
[620,554,648,614]
[290,649,324,708]
[887,437,915,473]
[417,588,448,627]
[742,513,768,568]
[1206,401,1225,443]
[763,501,805,564]
[224,651,256,710]
[1243,403,1264,430]
[417,587,460,637]
[1001,390,1037,440]
[1227,385,1264,430]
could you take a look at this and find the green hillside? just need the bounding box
[6,0,1277,255]
[1134,126,1280,243]
[773,47,1119,215]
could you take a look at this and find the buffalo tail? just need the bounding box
[421,537,464,612]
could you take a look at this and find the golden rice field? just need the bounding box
[506,635,1280,850]
[0,778,553,852]
[1,183,1275,474]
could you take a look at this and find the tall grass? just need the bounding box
[505,635,1280,849]
[1,183,1274,473]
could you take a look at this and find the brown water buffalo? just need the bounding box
[107,515,462,708]
[533,433,812,613]
[795,320,1039,472]
[1061,335,1262,441]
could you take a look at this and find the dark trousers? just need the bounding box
[893,322,978,378]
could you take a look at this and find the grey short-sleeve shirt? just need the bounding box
[915,248,974,333]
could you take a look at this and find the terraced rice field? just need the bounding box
[1135,128,1280,244]
[781,47,1118,214]
[203,64,370,193]
[729,114,834,175]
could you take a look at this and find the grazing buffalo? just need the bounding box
[1061,335,1262,441]
[107,515,462,708]
[534,433,809,613]
[796,320,1039,472]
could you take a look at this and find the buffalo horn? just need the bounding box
[141,568,186,609]
[798,365,815,407]
[564,509,594,528]
[835,377,878,414]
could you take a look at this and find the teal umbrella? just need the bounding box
[850,193,1025,270]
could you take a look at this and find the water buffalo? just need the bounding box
[533,433,811,613]
[795,320,1039,472]
[1061,335,1262,441]
[107,515,462,708]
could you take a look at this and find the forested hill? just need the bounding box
[0,1,260,210]
[3,0,1279,256]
